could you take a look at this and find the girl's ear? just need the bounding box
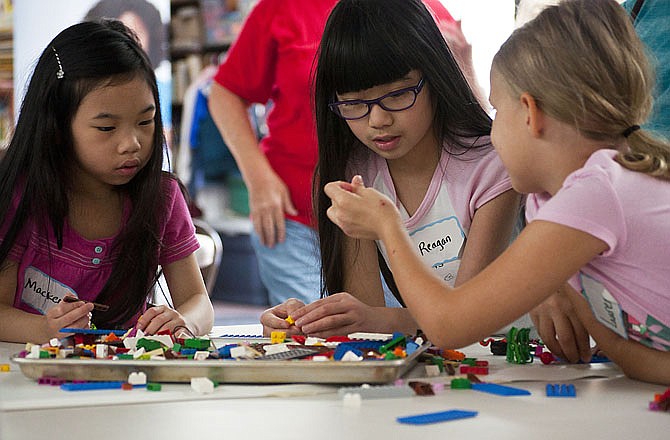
[519,92,544,138]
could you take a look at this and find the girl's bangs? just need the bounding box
[323,16,414,94]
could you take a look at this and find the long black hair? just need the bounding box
[313,0,493,297]
[0,20,168,327]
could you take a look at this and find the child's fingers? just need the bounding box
[144,315,172,335]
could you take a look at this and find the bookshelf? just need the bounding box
[170,0,257,147]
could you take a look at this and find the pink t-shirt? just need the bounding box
[526,149,670,350]
[1,177,199,318]
[213,0,455,228]
[353,139,512,285]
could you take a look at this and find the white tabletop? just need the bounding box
[1,326,668,440]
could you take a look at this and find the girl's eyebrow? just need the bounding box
[91,105,156,120]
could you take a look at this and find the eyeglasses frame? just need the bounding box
[328,77,426,120]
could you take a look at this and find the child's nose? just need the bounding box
[119,132,142,153]
[367,103,393,128]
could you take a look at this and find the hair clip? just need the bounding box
[52,46,64,79]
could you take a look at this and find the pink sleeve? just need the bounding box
[158,178,200,266]
[528,169,624,256]
[213,0,279,104]
[448,148,513,226]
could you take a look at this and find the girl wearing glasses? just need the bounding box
[261,0,522,337]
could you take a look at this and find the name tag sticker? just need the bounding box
[20,266,76,315]
[579,272,628,338]
[410,216,465,287]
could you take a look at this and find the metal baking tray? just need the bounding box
[11,342,429,384]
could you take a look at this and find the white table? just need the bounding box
[1,326,667,439]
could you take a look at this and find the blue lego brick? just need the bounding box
[333,341,383,360]
[471,383,531,396]
[546,383,576,397]
[60,328,127,336]
[60,381,145,391]
[397,409,478,425]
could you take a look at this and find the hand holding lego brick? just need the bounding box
[44,296,95,341]
[260,298,306,337]
[291,292,384,338]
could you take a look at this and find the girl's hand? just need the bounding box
[260,298,306,337]
[324,176,402,241]
[291,292,379,338]
[529,285,592,363]
[135,305,188,335]
[44,296,95,340]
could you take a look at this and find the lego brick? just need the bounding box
[61,381,126,391]
[191,377,215,394]
[472,383,531,396]
[546,383,576,397]
[397,409,478,425]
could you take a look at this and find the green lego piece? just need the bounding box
[506,327,533,364]
[380,335,406,353]
[183,338,211,350]
[461,358,477,366]
[117,354,134,360]
[147,382,162,391]
[451,378,472,389]
[136,338,164,352]
[430,356,445,372]
[172,343,182,353]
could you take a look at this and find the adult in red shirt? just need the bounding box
[208,0,469,306]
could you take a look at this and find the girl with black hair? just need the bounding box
[0,20,213,343]
[262,0,520,337]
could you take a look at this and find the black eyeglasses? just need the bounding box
[329,77,426,120]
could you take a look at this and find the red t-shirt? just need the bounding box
[214,0,455,227]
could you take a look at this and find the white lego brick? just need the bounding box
[425,364,441,377]
[95,344,109,359]
[347,332,393,341]
[193,350,209,361]
[340,350,364,362]
[191,377,214,394]
[128,371,147,385]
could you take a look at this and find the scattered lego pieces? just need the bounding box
[285,316,295,325]
[472,383,531,396]
[546,383,576,397]
[397,409,478,425]
[649,387,670,412]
